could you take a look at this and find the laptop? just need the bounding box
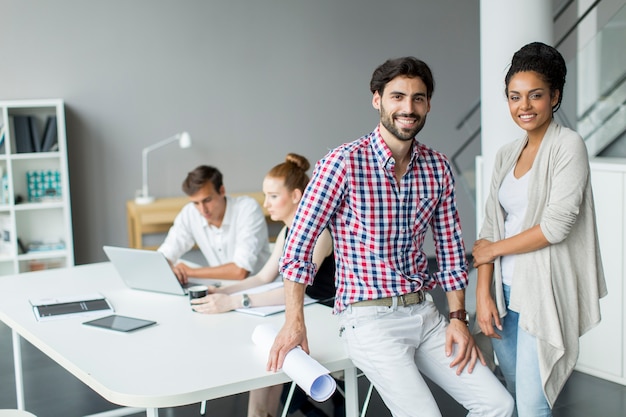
[103,245,197,296]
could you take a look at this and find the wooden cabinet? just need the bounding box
[0,99,74,274]
[127,192,280,250]
[126,196,191,250]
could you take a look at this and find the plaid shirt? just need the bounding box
[279,126,468,313]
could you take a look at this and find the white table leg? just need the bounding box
[145,408,158,417]
[12,329,25,410]
[343,366,359,417]
[83,408,145,417]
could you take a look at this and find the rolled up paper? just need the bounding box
[252,323,337,402]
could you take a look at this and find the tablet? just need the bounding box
[83,314,156,332]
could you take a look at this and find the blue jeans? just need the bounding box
[492,284,552,417]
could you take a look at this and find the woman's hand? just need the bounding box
[206,285,221,294]
[476,293,502,339]
[191,294,237,314]
[472,239,497,267]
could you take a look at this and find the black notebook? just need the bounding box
[13,115,34,153]
[30,293,114,321]
[41,116,58,152]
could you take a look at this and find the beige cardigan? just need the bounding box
[478,121,607,406]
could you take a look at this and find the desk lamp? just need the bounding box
[135,131,192,205]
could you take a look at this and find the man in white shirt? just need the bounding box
[158,165,271,281]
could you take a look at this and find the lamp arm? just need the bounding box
[140,134,181,198]
[141,147,150,198]
[141,134,181,154]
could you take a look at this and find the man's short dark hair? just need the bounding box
[182,165,223,196]
[370,57,435,98]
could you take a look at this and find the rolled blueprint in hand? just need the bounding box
[252,323,337,402]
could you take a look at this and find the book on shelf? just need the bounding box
[27,240,66,252]
[13,115,34,153]
[29,116,42,152]
[0,123,5,152]
[41,116,58,152]
[11,115,57,153]
[17,237,27,255]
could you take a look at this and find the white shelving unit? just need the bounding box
[576,158,626,385]
[0,99,74,275]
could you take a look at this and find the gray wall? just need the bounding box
[1,0,480,264]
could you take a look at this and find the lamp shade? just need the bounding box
[135,132,193,205]
[178,131,191,149]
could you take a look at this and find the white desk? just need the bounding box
[0,263,358,417]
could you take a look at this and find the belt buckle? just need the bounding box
[399,294,408,307]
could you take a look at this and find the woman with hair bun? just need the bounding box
[473,42,606,416]
[192,153,336,417]
[191,153,335,313]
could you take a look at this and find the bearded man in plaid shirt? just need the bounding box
[267,57,513,417]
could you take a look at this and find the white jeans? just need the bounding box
[338,300,514,417]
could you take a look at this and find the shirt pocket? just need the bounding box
[411,194,437,234]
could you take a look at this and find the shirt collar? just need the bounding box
[371,124,419,169]
[220,196,233,227]
[204,196,232,230]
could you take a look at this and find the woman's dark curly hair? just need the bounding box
[505,42,567,112]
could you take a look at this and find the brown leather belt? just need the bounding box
[351,291,425,307]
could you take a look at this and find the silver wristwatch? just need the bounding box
[241,294,251,308]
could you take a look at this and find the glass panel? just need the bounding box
[453,3,626,208]
[573,5,626,156]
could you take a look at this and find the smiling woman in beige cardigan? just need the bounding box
[472,42,607,417]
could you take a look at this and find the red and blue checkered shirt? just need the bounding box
[279,126,468,313]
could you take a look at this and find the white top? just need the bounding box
[158,195,271,275]
[498,167,530,287]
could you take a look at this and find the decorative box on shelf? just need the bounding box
[26,170,62,202]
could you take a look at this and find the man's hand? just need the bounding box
[268,280,308,371]
[267,320,309,372]
[172,262,193,285]
[445,320,486,375]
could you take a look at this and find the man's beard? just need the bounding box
[380,104,426,141]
